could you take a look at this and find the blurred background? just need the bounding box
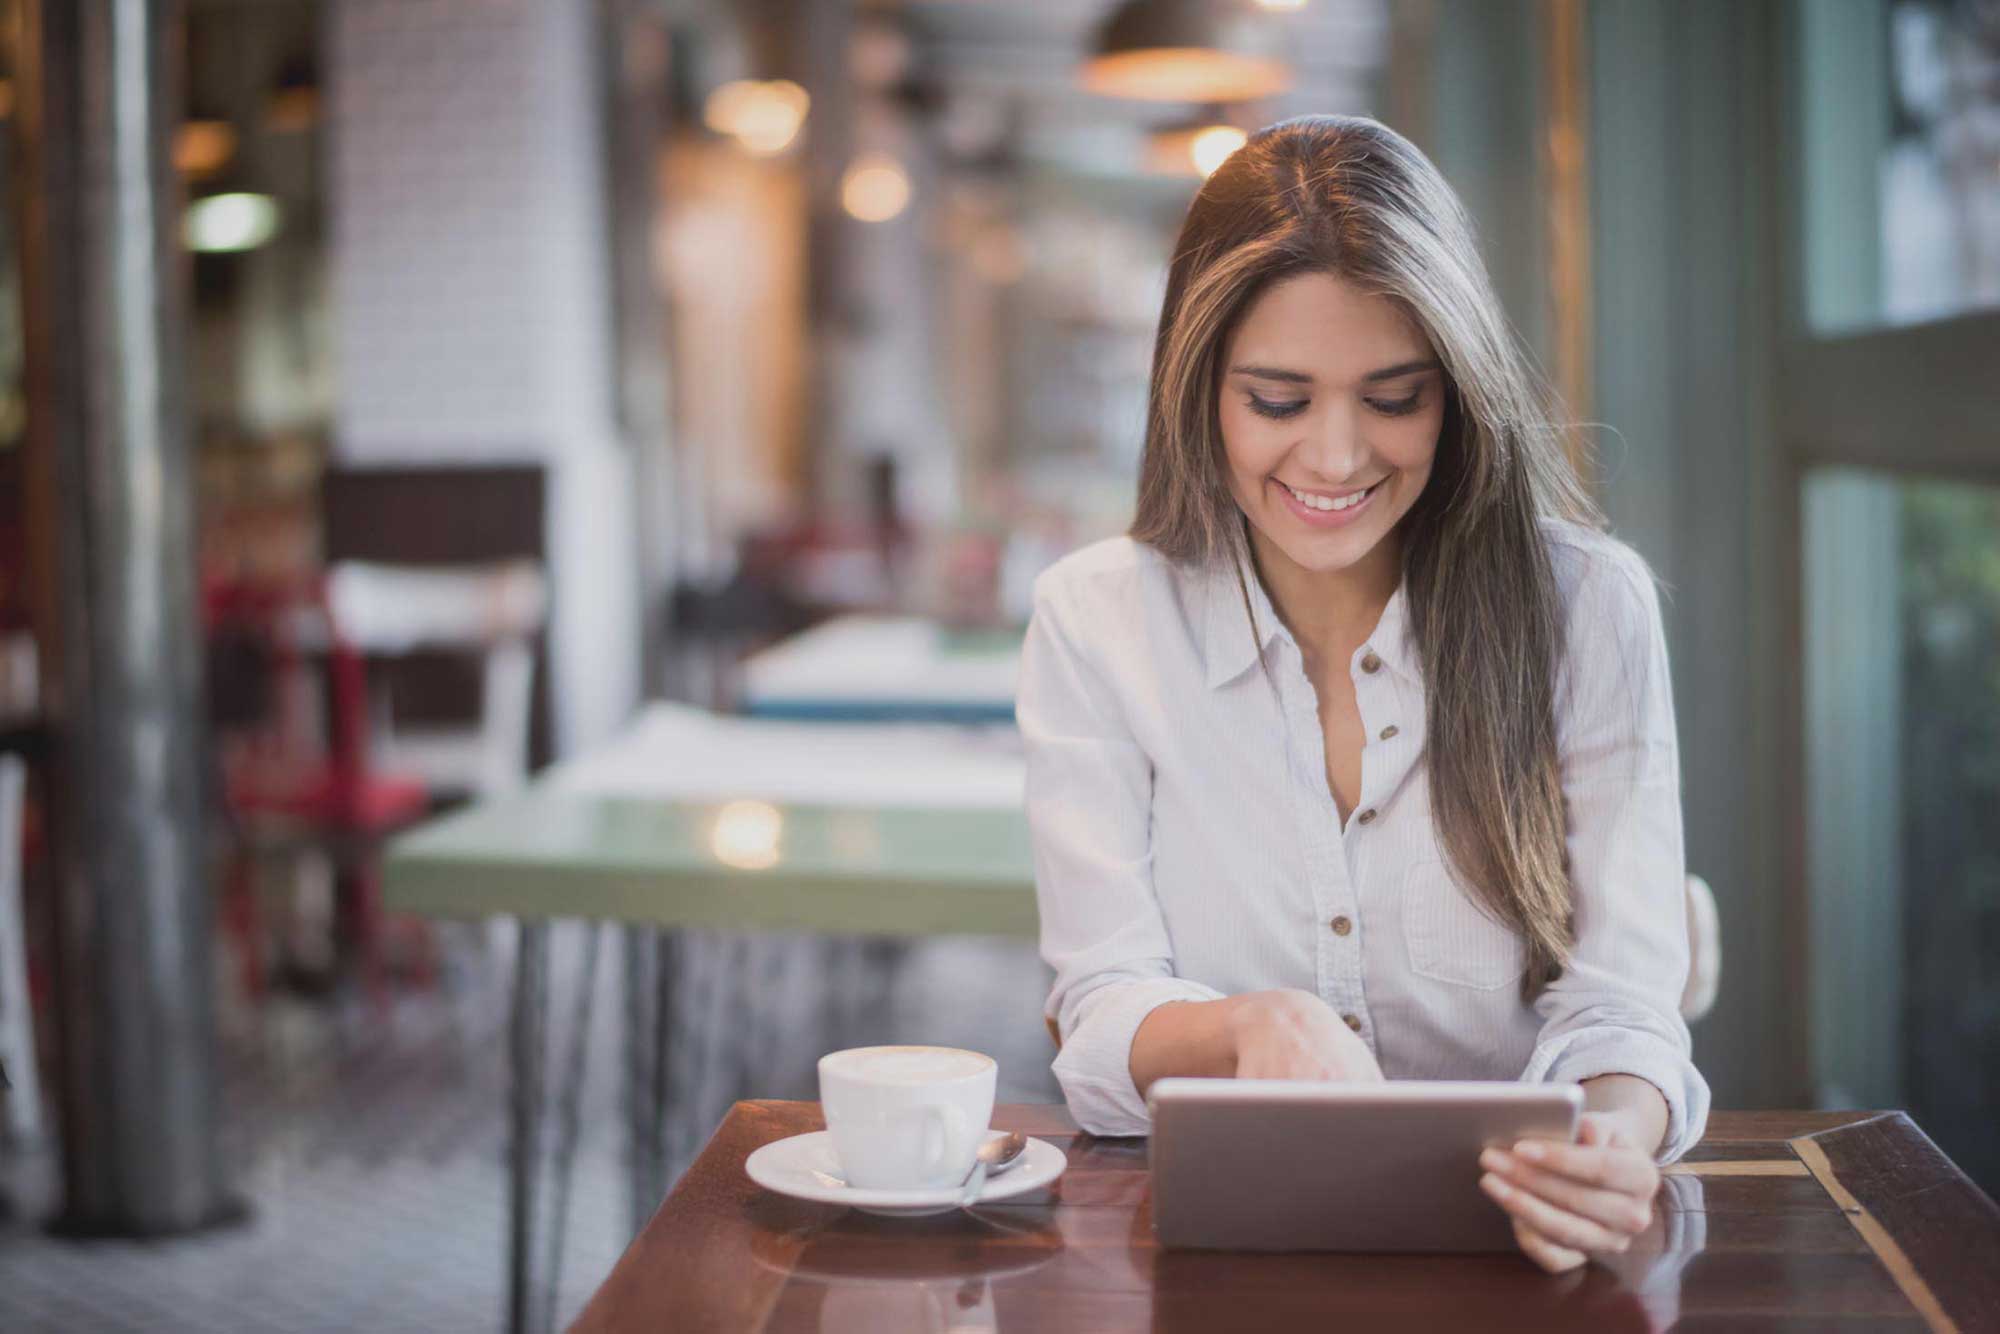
[0,0,1995,1329]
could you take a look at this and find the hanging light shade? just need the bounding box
[173,119,238,178]
[1080,0,1291,104]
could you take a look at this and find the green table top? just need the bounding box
[383,789,1040,937]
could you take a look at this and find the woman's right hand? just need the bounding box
[1226,988,1385,1082]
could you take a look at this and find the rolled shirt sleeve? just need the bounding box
[1522,543,1712,1164]
[1018,568,1224,1136]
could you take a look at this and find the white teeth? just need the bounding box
[1285,481,1374,512]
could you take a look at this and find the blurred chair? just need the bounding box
[217,561,544,1003]
[1681,873,1721,1023]
[216,575,427,1004]
[665,560,809,711]
[320,465,552,774]
[0,755,40,1145]
[324,560,548,802]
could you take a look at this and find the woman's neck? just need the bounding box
[1247,523,1403,671]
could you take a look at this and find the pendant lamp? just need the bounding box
[1080,0,1291,104]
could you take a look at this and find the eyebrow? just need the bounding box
[1228,358,1441,385]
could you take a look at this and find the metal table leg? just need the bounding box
[621,924,684,1235]
[650,929,679,1193]
[541,922,603,1334]
[621,924,659,1238]
[508,919,550,1334]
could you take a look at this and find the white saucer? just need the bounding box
[745,1129,1066,1217]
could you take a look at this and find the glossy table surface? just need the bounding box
[383,704,1036,934]
[571,1101,2000,1333]
[385,791,1038,936]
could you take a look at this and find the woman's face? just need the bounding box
[1217,271,1445,581]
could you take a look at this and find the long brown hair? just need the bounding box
[1128,114,1603,997]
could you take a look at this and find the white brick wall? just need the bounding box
[331,0,638,754]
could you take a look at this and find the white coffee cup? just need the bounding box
[817,1045,997,1191]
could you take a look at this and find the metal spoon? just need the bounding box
[958,1130,1029,1207]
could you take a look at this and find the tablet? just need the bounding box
[1147,1078,1584,1252]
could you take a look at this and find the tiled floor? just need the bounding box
[0,922,1059,1332]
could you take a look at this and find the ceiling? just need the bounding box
[899,0,1387,123]
[890,0,1390,182]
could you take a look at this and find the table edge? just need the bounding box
[1791,1111,2000,1334]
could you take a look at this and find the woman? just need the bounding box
[1017,115,1709,1274]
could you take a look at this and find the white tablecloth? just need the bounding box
[546,703,1025,810]
[739,616,1020,710]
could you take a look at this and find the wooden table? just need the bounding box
[571,1102,2000,1333]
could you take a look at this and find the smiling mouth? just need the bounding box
[1278,478,1384,513]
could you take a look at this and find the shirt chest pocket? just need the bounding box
[1401,858,1527,990]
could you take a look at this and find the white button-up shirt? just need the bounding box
[1017,518,1710,1162]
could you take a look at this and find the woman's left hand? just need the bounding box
[1478,1111,1661,1273]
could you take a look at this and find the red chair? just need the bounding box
[209,575,431,1007]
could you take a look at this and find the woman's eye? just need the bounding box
[1247,396,1307,420]
[1367,395,1423,417]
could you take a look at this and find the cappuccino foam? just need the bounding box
[820,1045,993,1085]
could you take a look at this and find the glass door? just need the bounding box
[1791,0,2000,1192]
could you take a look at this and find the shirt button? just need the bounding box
[1360,652,1382,674]
[1378,724,1399,741]
[1330,915,1352,937]
[1356,808,1377,825]
[1343,1013,1363,1032]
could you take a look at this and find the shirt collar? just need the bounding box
[1201,540,1286,690]
[1200,537,1418,690]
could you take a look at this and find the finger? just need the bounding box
[1512,1137,1660,1197]
[1480,1172,1630,1254]
[1235,1058,1290,1080]
[1515,1224,1585,1274]
[1237,1054,1336,1082]
[1343,1056,1386,1082]
[1483,1170,1629,1254]
[1511,1217,1586,1274]
[1480,1149,1653,1237]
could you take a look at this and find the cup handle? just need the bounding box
[920,1105,968,1180]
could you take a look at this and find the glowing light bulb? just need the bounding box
[183,192,280,253]
[711,800,783,870]
[1191,125,1248,176]
[703,79,810,156]
[841,152,912,222]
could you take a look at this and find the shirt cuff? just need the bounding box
[1050,977,1228,1136]
[1518,1025,1711,1164]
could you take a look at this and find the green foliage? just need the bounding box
[1898,477,2000,1194]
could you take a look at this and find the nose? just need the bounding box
[1294,402,1367,484]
